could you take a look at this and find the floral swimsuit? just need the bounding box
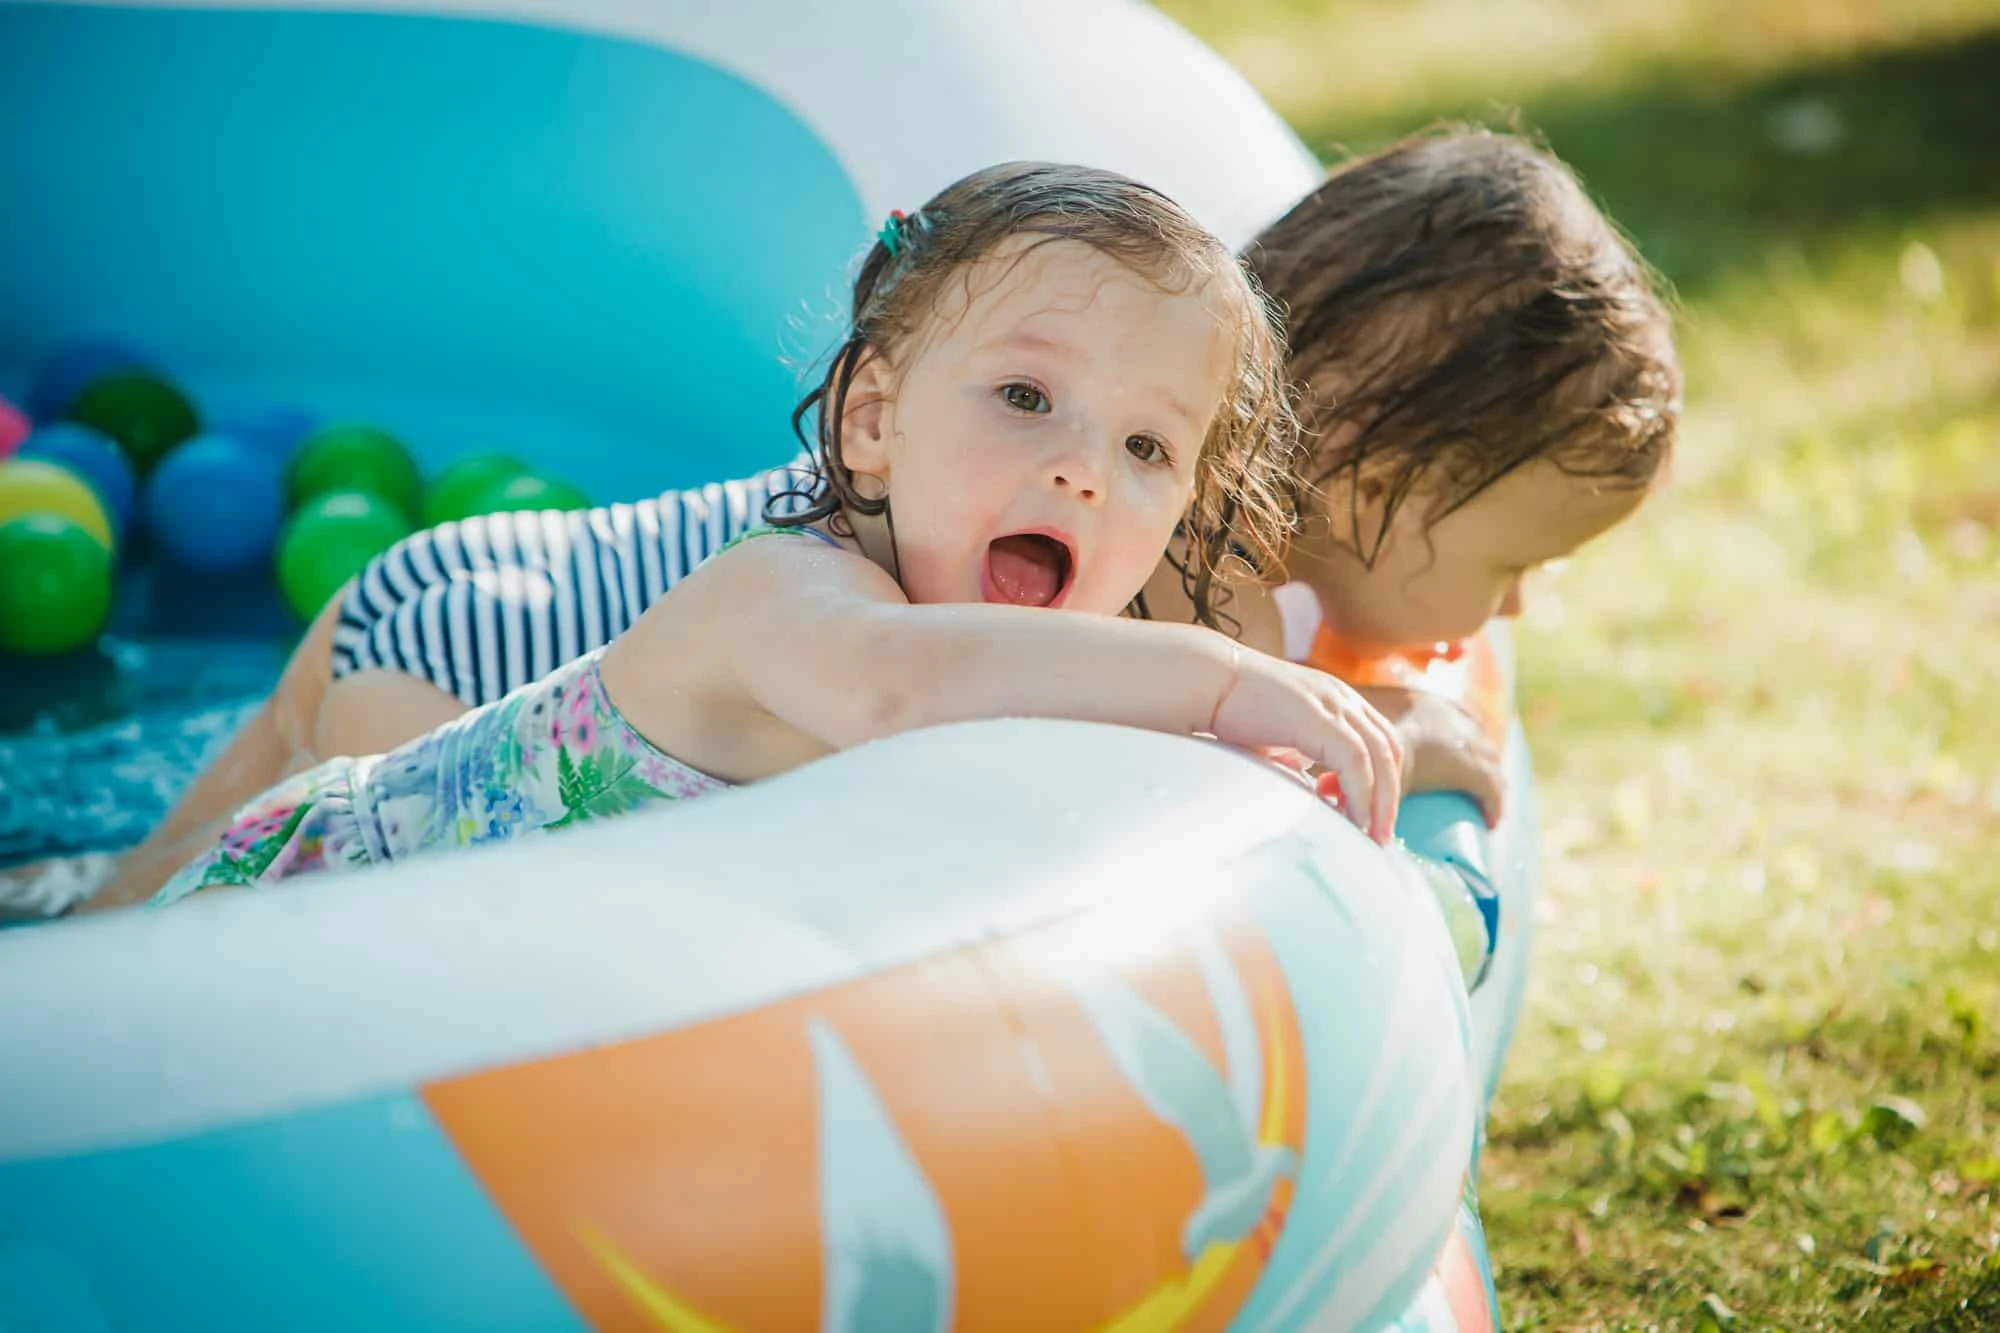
[154,527,834,906]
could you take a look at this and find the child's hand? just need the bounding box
[1355,685,1505,827]
[1210,653,1405,843]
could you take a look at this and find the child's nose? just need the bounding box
[1047,439,1109,503]
[1050,468,1100,502]
[1496,579,1526,618]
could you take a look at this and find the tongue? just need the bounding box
[987,535,1064,607]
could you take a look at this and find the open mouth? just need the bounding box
[982,531,1076,608]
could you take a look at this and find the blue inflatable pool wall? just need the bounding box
[1,4,865,499]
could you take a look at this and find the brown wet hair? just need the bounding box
[1245,125,1682,563]
[775,161,1299,628]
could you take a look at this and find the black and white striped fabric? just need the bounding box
[330,454,819,706]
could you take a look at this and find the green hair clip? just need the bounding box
[878,207,935,258]
[877,209,910,257]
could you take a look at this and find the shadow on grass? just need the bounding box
[1295,28,2000,298]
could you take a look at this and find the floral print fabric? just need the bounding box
[154,651,728,906]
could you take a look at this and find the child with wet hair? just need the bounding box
[1250,125,1676,643]
[136,161,1403,905]
[1205,125,1681,819]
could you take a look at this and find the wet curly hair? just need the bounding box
[774,161,1299,629]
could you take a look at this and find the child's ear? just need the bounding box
[838,347,895,482]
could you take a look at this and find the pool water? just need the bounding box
[0,557,291,870]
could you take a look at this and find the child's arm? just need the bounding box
[602,535,1405,842]
[1127,548,1507,829]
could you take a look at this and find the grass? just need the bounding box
[1153,1,2000,1327]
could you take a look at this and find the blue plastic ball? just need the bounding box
[207,403,317,460]
[144,434,285,571]
[27,338,156,423]
[19,422,138,536]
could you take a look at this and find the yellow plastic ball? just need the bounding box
[0,457,115,551]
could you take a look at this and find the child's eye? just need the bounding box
[1125,434,1171,465]
[999,382,1049,414]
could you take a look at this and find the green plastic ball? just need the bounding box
[286,425,423,522]
[275,489,415,621]
[65,372,201,475]
[0,514,114,655]
[424,453,529,526]
[464,472,592,516]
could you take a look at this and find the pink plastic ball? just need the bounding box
[0,396,28,459]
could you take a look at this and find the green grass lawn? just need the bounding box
[1154,2,2000,1327]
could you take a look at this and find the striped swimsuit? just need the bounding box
[330,453,818,706]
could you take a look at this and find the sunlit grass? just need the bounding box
[1155,0,2000,1326]
[1170,0,1997,131]
[1489,214,2000,1329]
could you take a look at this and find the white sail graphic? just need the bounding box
[809,1018,954,1333]
[1073,932,1295,1261]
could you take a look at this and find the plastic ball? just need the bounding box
[285,425,422,522]
[0,514,114,655]
[26,338,156,422]
[0,395,27,458]
[18,423,137,536]
[275,489,415,621]
[0,457,115,550]
[145,435,286,571]
[207,403,316,461]
[65,372,200,475]
[423,453,529,526]
[463,472,591,516]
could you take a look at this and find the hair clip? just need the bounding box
[877,209,909,257]
[877,207,932,258]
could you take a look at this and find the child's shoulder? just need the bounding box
[714,523,845,559]
[678,520,894,610]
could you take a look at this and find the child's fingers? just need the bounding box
[1303,721,1377,842]
[1257,745,1312,774]
[1327,687,1402,843]
[1312,766,1397,846]
[1358,708,1404,842]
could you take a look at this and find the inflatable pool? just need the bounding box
[0,3,1534,1329]
[2,717,1531,1332]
